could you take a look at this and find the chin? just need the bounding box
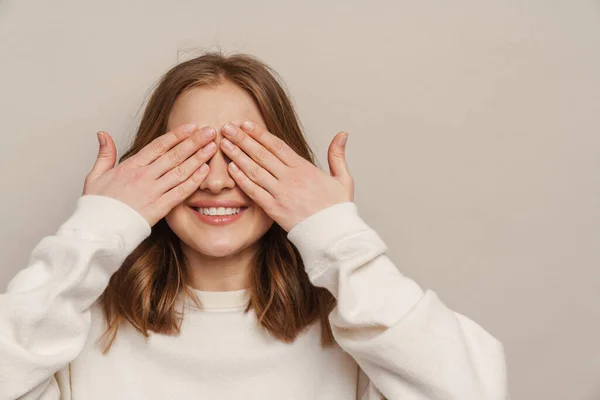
[185,237,250,258]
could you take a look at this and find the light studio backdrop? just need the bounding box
[1,1,599,399]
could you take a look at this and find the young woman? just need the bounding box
[0,52,508,399]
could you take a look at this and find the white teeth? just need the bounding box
[197,207,244,216]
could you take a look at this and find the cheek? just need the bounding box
[164,205,188,238]
[246,207,275,241]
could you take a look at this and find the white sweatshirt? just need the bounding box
[0,195,508,400]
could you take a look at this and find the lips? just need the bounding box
[189,205,249,226]
[188,201,248,209]
[191,206,247,216]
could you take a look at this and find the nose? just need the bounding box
[198,138,236,193]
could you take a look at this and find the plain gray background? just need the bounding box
[1,1,599,399]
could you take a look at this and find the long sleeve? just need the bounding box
[0,195,151,400]
[287,202,509,400]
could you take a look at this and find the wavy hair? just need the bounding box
[98,52,336,353]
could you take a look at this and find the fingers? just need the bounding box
[132,122,200,167]
[87,131,117,182]
[238,120,303,168]
[327,132,351,180]
[156,140,217,193]
[327,132,354,201]
[221,122,286,179]
[228,161,275,209]
[221,136,278,194]
[161,163,210,209]
[148,126,216,179]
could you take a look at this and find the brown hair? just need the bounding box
[98,51,336,353]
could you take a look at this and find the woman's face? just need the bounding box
[164,81,274,258]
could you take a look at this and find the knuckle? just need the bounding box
[249,164,261,179]
[173,128,188,140]
[249,185,259,199]
[226,144,238,155]
[196,150,211,163]
[151,138,167,155]
[190,132,205,146]
[175,184,187,197]
[272,139,285,154]
[256,147,269,162]
[190,171,204,185]
[172,165,186,178]
[168,147,182,162]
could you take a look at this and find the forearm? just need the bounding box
[0,195,150,400]
[288,202,508,399]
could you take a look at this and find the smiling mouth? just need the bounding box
[188,205,250,226]
[191,206,249,216]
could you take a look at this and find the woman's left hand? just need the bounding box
[219,120,354,232]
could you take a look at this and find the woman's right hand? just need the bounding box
[82,122,217,227]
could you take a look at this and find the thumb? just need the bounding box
[327,131,351,181]
[87,131,117,181]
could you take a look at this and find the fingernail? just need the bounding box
[97,132,106,146]
[242,120,254,131]
[198,164,208,173]
[202,127,216,138]
[183,122,197,133]
[203,142,216,153]
[339,133,349,146]
[221,138,234,150]
[222,123,237,137]
[229,162,239,172]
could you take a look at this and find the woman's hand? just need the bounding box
[219,120,354,232]
[83,123,218,227]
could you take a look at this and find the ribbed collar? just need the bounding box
[182,286,250,312]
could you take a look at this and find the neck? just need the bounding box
[181,241,258,292]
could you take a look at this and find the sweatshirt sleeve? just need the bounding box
[287,202,509,400]
[0,195,151,400]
